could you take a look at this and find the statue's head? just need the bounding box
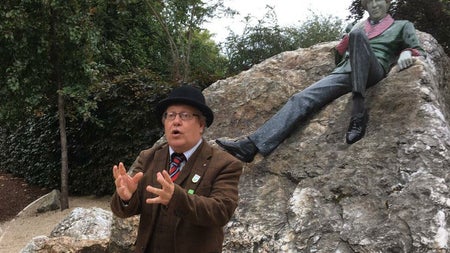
[361,0,391,21]
[361,0,391,10]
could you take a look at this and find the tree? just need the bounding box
[223,8,342,75]
[349,0,450,55]
[296,12,345,48]
[0,0,102,209]
[48,4,70,210]
[394,0,450,54]
[188,30,229,88]
[144,0,229,83]
[0,0,229,198]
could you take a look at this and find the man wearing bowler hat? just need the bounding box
[111,85,243,253]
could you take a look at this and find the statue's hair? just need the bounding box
[361,0,391,9]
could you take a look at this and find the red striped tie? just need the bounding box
[169,153,186,181]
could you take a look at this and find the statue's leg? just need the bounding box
[249,74,352,155]
[345,29,386,144]
[349,29,385,97]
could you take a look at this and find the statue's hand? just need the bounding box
[397,50,413,70]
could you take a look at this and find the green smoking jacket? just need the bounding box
[333,20,425,74]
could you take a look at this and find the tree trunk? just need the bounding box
[58,91,69,210]
[183,16,194,82]
[49,5,69,210]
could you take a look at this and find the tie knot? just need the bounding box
[171,153,186,164]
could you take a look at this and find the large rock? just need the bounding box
[21,236,109,253]
[203,32,450,252]
[21,32,449,252]
[21,207,112,253]
[108,215,139,253]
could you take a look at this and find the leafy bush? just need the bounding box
[67,69,170,195]
[0,113,60,189]
[0,69,171,196]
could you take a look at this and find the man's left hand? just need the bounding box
[397,50,413,70]
[145,170,174,206]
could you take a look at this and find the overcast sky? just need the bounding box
[203,0,356,43]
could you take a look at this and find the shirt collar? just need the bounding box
[369,19,379,25]
[169,139,203,161]
[367,14,393,27]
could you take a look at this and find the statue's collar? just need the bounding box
[364,15,394,39]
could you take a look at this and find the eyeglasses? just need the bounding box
[163,112,200,121]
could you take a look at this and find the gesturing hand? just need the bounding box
[145,170,175,206]
[112,162,143,201]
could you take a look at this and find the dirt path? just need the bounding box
[0,195,111,252]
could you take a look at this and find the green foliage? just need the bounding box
[189,30,228,87]
[349,0,450,55]
[0,0,52,125]
[0,0,227,196]
[66,69,169,195]
[223,9,342,75]
[91,1,169,76]
[0,113,60,189]
[394,0,450,55]
[0,0,102,126]
[0,70,170,195]
[296,13,344,48]
[144,0,228,82]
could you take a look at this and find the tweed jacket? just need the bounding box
[111,140,243,253]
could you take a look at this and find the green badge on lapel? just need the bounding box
[192,174,201,183]
[188,189,194,194]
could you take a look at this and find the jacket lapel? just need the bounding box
[152,146,169,179]
[175,140,212,193]
[149,145,170,221]
[364,15,395,39]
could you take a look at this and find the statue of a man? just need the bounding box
[216,0,425,163]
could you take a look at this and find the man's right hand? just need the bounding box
[112,162,143,201]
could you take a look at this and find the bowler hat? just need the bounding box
[156,85,214,127]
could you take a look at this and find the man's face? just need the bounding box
[366,0,389,22]
[163,104,205,153]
